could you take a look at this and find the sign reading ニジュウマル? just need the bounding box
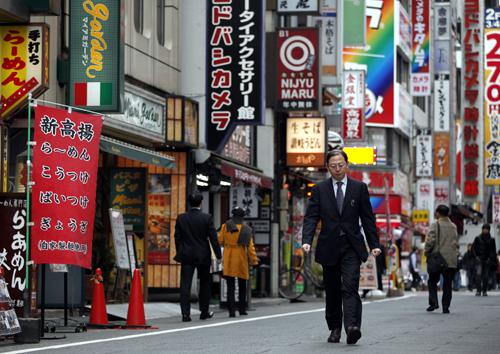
[31,105,102,269]
[206,0,264,152]
[277,28,319,111]
[69,0,123,112]
[0,25,49,120]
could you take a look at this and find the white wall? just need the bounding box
[125,0,179,93]
[257,109,275,178]
[179,0,207,148]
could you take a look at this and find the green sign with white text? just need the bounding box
[69,0,123,112]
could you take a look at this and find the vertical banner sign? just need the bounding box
[484,8,500,185]
[416,135,432,177]
[462,0,483,199]
[343,0,365,48]
[416,178,434,222]
[206,0,264,152]
[434,180,450,205]
[69,0,123,112]
[277,28,319,111]
[286,117,325,167]
[492,194,500,224]
[277,0,319,14]
[411,0,430,95]
[0,194,27,314]
[433,133,450,178]
[433,74,450,132]
[342,70,365,141]
[316,17,337,82]
[0,25,49,119]
[343,0,394,126]
[31,105,102,269]
[396,1,411,58]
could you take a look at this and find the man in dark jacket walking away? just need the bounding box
[424,205,458,314]
[174,194,221,322]
[472,224,497,296]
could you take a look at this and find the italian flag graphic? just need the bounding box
[74,82,112,106]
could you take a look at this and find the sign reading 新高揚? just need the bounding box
[69,0,123,112]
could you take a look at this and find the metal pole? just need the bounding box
[64,271,68,327]
[24,94,33,317]
[41,264,45,338]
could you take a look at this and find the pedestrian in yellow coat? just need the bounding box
[218,207,259,317]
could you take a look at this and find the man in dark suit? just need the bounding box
[302,150,381,345]
[174,193,221,322]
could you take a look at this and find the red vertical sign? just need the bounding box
[31,105,102,269]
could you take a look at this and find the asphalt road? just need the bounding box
[1,291,500,354]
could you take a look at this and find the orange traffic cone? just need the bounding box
[89,268,108,326]
[125,269,148,327]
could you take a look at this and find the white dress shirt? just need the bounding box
[332,175,348,196]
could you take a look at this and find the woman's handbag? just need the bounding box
[427,222,448,274]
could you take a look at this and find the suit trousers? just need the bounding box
[225,277,247,314]
[323,238,362,332]
[180,264,211,316]
[428,267,455,310]
[475,261,490,293]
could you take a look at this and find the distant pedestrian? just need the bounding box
[462,244,475,291]
[472,224,497,296]
[218,207,259,317]
[409,247,422,290]
[453,253,463,291]
[174,194,221,322]
[424,205,458,314]
[302,149,381,345]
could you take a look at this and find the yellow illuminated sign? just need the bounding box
[344,146,376,165]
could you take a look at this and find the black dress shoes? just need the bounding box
[239,310,248,316]
[346,326,361,345]
[426,305,439,312]
[327,329,341,343]
[442,308,450,314]
[199,311,214,320]
[182,315,192,322]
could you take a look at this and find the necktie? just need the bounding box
[336,181,344,213]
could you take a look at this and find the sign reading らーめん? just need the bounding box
[206,0,264,152]
[69,0,123,112]
[0,25,49,120]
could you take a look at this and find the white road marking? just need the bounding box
[3,294,415,354]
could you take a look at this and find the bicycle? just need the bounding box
[279,247,324,300]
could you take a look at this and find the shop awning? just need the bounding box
[100,136,175,169]
[214,156,273,189]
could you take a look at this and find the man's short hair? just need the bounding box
[326,149,349,164]
[482,223,491,231]
[435,204,449,217]
[188,193,203,207]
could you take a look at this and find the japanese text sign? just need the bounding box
[416,178,434,219]
[206,0,264,152]
[277,0,319,14]
[484,9,500,185]
[433,74,450,132]
[277,28,319,111]
[434,180,450,205]
[433,133,450,178]
[0,194,27,314]
[110,168,146,232]
[315,17,337,83]
[286,117,325,167]
[416,135,432,177]
[411,0,430,96]
[492,194,500,224]
[31,105,102,269]
[342,70,365,141]
[69,0,123,112]
[343,0,394,126]
[462,0,483,198]
[0,25,49,119]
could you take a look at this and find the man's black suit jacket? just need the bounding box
[173,208,221,265]
[302,177,379,265]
